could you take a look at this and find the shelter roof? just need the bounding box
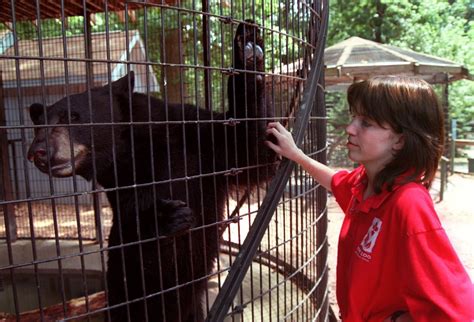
[0,30,141,84]
[324,36,471,87]
[0,1,174,22]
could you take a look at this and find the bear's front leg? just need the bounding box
[157,199,195,236]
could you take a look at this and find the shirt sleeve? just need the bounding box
[397,187,474,321]
[330,169,351,211]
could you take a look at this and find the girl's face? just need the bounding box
[346,114,403,172]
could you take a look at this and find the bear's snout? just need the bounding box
[27,146,47,164]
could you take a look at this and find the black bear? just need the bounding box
[27,21,274,321]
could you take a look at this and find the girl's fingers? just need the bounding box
[267,121,284,131]
[264,140,277,150]
[265,140,282,155]
[274,122,286,131]
[267,122,290,137]
[266,127,283,140]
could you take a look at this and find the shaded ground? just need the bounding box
[327,172,474,319]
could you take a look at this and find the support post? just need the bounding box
[450,119,456,175]
[0,73,17,241]
[84,11,103,242]
[202,0,211,110]
[442,74,451,172]
[439,156,449,202]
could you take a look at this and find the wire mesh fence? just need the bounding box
[0,0,330,320]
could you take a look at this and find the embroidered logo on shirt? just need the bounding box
[355,217,382,262]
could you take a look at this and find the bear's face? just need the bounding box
[27,97,93,178]
[234,21,264,74]
[27,73,134,179]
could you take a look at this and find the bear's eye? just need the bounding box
[70,112,80,122]
[59,111,80,124]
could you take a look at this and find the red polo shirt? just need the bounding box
[331,166,473,321]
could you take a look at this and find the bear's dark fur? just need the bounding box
[27,22,274,321]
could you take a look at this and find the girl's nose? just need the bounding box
[346,120,357,135]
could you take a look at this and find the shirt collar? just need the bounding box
[350,166,407,213]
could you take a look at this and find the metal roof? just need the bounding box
[0,0,173,22]
[324,36,471,87]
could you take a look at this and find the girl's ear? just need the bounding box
[393,133,405,151]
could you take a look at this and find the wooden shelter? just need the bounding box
[0,30,159,96]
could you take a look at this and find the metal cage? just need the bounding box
[0,0,330,321]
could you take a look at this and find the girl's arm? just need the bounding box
[265,122,335,192]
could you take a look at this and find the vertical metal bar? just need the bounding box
[101,2,121,321]
[450,119,456,175]
[141,4,167,320]
[202,0,211,110]
[9,0,44,317]
[213,2,228,316]
[122,6,152,320]
[84,11,103,244]
[9,140,20,200]
[0,74,17,242]
[315,68,329,322]
[159,7,180,320]
[32,0,71,314]
[92,184,103,242]
[442,73,450,171]
[313,1,330,319]
[440,157,448,202]
[0,69,18,319]
[84,12,94,86]
[77,1,97,315]
[6,0,24,317]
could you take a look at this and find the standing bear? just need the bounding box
[27,21,274,321]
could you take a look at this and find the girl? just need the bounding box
[265,76,473,321]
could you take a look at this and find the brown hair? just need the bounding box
[347,76,445,193]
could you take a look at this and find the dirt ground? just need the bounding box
[326,172,474,318]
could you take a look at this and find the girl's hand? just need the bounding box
[266,122,335,191]
[265,122,303,162]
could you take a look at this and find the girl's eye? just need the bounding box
[361,119,372,127]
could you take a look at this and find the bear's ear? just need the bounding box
[112,71,135,96]
[29,103,46,125]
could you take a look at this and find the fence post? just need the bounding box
[439,156,449,202]
[0,73,17,241]
[450,119,456,175]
